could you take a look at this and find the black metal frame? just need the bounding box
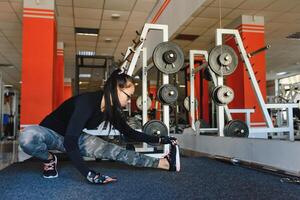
[74,54,114,95]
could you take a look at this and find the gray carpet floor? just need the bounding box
[0,156,299,200]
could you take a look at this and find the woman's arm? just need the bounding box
[64,98,94,177]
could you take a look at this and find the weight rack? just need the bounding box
[121,23,171,157]
[187,29,298,140]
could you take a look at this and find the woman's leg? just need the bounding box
[78,134,168,169]
[18,125,65,161]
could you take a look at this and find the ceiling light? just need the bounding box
[75,27,99,37]
[179,85,186,88]
[19,81,22,84]
[78,51,95,56]
[76,33,98,37]
[79,74,91,78]
[134,83,139,86]
[4,84,13,88]
[111,13,120,19]
[105,38,113,42]
[276,72,288,76]
[79,81,89,85]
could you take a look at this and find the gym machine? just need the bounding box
[2,88,19,140]
[183,29,297,140]
[175,28,300,176]
[84,24,184,157]
[268,81,300,139]
[74,54,114,95]
[120,23,183,157]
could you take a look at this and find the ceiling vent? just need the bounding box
[286,32,300,40]
[75,27,99,36]
[0,64,14,68]
[174,34,199,41]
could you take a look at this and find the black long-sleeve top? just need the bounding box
[40,90,159,177]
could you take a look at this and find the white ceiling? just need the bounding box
[0,0,299,90]
[172,0,300,81]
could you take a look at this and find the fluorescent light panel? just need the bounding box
[105,38,113,42]
[78,51,95,56]
[276,71,288,76]
[76,33,98,37]
[79,74,91,78]
[111,13,120,19]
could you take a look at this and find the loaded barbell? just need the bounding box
[152,42,185,75]
[224,120,249,137]
[157,84,179,105]
[211,85,234,106]
[208,45,238,76]
[143,120,168,137]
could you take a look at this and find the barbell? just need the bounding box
[153,42,185,75]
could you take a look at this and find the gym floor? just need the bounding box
[0,140,300,200]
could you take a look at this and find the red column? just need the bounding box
[53,42,64,109]
[21,0,56,127]
[63,84,72,101]
[226,16,266,124]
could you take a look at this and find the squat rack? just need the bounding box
[187,29,297,141]
[74,54,114,95]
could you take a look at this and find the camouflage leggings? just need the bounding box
[19,125,159,168]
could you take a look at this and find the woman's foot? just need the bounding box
[43,153,58,178]
[158,144,180,172]
[165,144,180,172]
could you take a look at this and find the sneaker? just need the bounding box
[165,144,180,172]
[43,153,58,178]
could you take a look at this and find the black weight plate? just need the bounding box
[227,120,249,137]
[143,120,168,137]
[152,42,184,74]
[211,86,234,106]
[128,118,142,130]
[157,84,178,105]
[208,45,238,76]
[224,120,233,137]
[211,86,219,105]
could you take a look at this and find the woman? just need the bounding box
[19,69,180,184]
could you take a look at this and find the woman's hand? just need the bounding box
[86,170,117,184]
[159,136,177,145]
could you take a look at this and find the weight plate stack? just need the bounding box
[157,84,178,105]
[142,120,168,137]
[211,85,234,105]
[208,45,238,76]
[128,117,142,130]
[152,42,184,75]
[224,120,249,137]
